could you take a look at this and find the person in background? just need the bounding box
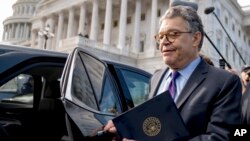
[20,77,34,95]
[241,66,250,125]
[240,66,250,94]
[199,54,214,66]
[104,3,242,141]
[241,80,250,125]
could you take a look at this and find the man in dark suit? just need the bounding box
[104,3,242,141]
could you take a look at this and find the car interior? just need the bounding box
[0,64,68,141]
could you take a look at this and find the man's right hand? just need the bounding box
[104,120,117,133]
[104,120,136,141]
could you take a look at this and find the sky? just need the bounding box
[0,0,17,42]
[237,0,250,7]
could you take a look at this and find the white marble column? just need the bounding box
[118,0,128,52]
[149,0,158,53]
[78,3,86,35]
[57,11,64,48]
[7,24,11,39]
[11,24,15,39]
[23,24,26,39]
[29,5,33,14]
[27,25,31,38]
[24,23,28,39]
[132,0,141,53]
[2,26,6,40]
[103,0,113,45]
[5,26,8,40]
[15,23,20,39]
[31,30,36,48]
[20,23,24,39]
[67,8,75,38]
[5,25,8,40]
[25,5,28,15]
[90,0,99,40]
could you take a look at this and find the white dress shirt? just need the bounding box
[157,56,201,102]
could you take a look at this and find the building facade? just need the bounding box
[2,0,250,73]
[2,0,39,46]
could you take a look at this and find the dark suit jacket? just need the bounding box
[148,59,242,141]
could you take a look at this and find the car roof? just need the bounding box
[0,43,68,57]
[0,44,68,74]
[0,44,151,76]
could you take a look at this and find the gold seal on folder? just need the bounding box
[143,117,161,136]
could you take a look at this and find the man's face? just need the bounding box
[158,17,201,70]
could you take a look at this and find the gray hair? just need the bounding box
[160,5,204,50]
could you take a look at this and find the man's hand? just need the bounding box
[104,120,117,133]
[104,120,136,141]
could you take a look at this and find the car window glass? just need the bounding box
[0,74,33,105]
[99,76,120,115]
[79,52,105,97]
[71,53,98,110]
[120,70,149,106]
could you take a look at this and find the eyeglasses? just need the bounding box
[155,31,192,44]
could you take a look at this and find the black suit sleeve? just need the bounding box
[189,74,242,141]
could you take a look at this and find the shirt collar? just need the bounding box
[166,56,201,79]
[178,56,201,80]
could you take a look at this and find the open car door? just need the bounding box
[60,47,123,140]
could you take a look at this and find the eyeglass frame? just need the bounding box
[154,31,192,44]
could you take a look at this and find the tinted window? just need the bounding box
[0,74,33,105]
[71,51,120,114]
[71,53,98,110]
[79,52,105,98]
[99,76,120,115]
[120,69,149,106]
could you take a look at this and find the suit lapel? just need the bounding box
[176,60,208,109]
[148,67,168,99]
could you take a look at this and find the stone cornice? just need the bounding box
[3,16,31,25]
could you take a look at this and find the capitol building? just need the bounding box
[2,0,250,73]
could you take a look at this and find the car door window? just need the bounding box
[120,69,149,106]
[71,51,120,115]
[79,53,105,98]
[71,53,98,110]
[99,76,120,115]
[0,74,33,105]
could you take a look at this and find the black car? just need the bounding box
[0,44,152,141]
